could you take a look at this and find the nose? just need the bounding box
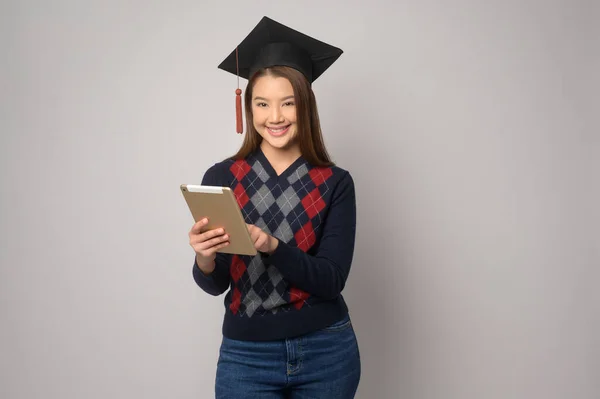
[269,106,285,124]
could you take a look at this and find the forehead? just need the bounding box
[252,75,294,97]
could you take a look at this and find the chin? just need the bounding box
[263,138,292,150]
[259,128,297,150]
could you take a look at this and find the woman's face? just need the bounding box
[251,75,299,154]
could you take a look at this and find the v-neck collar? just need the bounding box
[254,147,307,181]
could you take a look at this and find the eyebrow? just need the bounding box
[253,95,295,102]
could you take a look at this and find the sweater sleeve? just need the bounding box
[191,163,232,296]
[261,171,357,300]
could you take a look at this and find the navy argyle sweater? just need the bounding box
[192,148,356,341]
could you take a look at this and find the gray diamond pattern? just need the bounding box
[242,288,262,318]
[255,216,269,233]
[267,264,284,287]
[287,164,309,184]
[276,186,300,217]
[247,256,266,285]
[263,288,287,311]
[273,219,293,243]
[252,160,270,183]
[263,266,286,311]
[251,184,276,216]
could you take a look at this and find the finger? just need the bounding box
[191,218,209,234]
[190,230,223,247]
[197,240,230,259]
[254,237,262,249]
[251,229,262,244]
[192,234,228,251]
[192,227,225,244]
[194,234,229,251]
[195,241,229,259]
[254,235,266,250]
[211,241,230,251]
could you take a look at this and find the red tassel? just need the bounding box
[235,88,243,134]
[234,47,243,134]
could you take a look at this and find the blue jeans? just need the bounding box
[215,314,361,398]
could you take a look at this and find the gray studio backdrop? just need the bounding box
[1,1,598,398]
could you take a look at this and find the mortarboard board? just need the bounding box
[218,16,343,133]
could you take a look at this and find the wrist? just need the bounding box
[196,255,215,275]
[267,236,279,255]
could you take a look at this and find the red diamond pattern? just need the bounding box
[309,167,333,186]
[230,255,246,283]
[230,287,241,314]
[301,188,326,219]
[233,183,249,208]
[294,221,316,252]
[290,287,310,310]
[230,160,251,181]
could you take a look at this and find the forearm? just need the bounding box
[192,255,231,296]
[262,240,354,299]
[262,172,357,299]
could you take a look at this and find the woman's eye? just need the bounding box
[256,102,267,107]
[283,102,295,107]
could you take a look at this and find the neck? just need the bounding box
[260,142,301,175]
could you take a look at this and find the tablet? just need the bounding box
[180,184,257,256]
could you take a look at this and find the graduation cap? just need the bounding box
[218,16,343,133]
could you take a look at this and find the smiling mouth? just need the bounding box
[266,125,291,136]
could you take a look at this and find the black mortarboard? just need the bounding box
[218,16,343,133]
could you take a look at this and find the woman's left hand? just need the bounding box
[246,224,279,255]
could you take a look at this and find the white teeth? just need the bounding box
[269,127,287,132]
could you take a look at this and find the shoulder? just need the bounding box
[201,158,237,186]
[320,164,356,212]
[307,163,355,202]
[331,165,355,197]
[306,162,352,181]
[327,164,355,189]
[330,164,352,179]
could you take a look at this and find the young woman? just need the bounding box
[188,17,360,398]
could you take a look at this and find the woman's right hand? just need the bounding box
[189,218,230,274]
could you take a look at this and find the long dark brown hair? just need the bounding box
[230,66,334,167]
